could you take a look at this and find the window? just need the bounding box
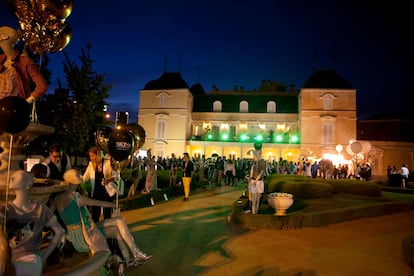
[230,125,236,139]
[240,101,248,112]
[267,101,276,113]
[321,121,334,144]
[319,93,337,110]
[324,98,333,110]
[211,125,220,139]
[160,94,167,108]
[156,121,166,140]
[213,101,222,112]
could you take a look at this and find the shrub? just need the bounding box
[325,179,383,197]
[265,174,383,198]
[278,181,333,199]
[266,175,333,199]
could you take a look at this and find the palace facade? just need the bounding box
[137,70,414,179]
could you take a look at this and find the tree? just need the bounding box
[29,44,113,165]
[62,43,113,158]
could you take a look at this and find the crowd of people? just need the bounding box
[135,154,384,186]
[2,137,412,274]
[387,163,411,189]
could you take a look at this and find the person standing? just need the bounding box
[235,158,245,183]
[401,163,410,189]
[182,152,194,201]
[311,161,319,178]
[216,157,225,186]
[198,155,206,181]
[83,146,118,222]
[42,143,71,180]
[304,160,312,178]
[224,159,236,186]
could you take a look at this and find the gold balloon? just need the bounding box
[38,0,74,20]
[5,0,73,54]
[4,0,34,21]
[49,22,71,52]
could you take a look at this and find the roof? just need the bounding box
[190,83,206,96]
[303,70,352,89]
[144,72,189,90]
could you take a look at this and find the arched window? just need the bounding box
[267,101,276,113]
[319,93,337,111]
[160,93,168,108]
[324,98,333,110]
[240,101,248,112]
[213,101,222,112]
[155,114,168,140]
[321,117,336,144]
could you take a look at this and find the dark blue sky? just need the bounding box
[1,1,412,121]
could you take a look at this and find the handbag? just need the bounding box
[103,178,124,197]
[104,180,118,197]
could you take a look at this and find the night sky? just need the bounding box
[1,1,412,122]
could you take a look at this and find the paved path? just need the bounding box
[123,186,414,275]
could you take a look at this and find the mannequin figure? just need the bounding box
[0,26,47,102]
[142,149,163,194]
[0,170,64,275]
[248,149,266,214]
[51,169,151,267]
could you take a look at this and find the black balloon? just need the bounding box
[127,123,146,149]
[108,129,135,161]
[0,96,31,134]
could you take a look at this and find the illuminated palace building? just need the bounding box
[137,70,414,179]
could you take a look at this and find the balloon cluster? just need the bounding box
[0,96,31,135]
[95,124,146,162]
[5,0,73,54]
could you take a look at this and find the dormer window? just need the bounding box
[157,91,169,108]
[213,101,222,112]
[240,101,248,112]
[267,101,276,113]
[319,93,337,110]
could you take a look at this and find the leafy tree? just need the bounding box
[28,44,113,165]
[61,43,113,157]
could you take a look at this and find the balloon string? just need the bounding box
[3,134,13,233]
[116,162,121,209]
[30,53,42,124]
[38,54,43,71]
[32,102,38,123]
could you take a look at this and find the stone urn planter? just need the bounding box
[267,192,294,216]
